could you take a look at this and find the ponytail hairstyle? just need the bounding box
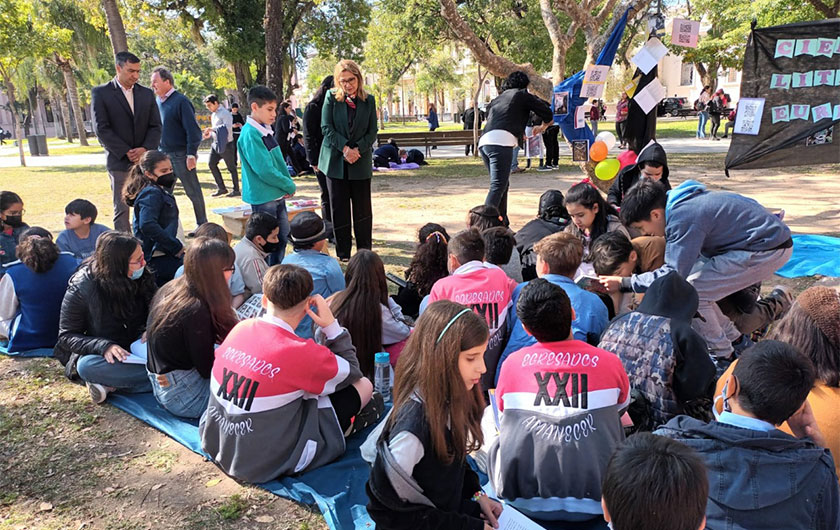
[331,249,389,377]
[467,204,505,232]
[15,227,58,274]
[122,150,170,207]
[406,223,450,297]
[565,182,619,241]
[89,231,157,320]
[147,237,238,343]
[390,300,488,464]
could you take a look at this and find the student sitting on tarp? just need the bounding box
[607,141,671,209]
[0,227,78,355]
[598,272,716,432]
[146,237,238,419]
[514,189,570,281]
[392,223,450,319]
[200,265,381,483]
[55,231,157,403]
[488,279,629,522]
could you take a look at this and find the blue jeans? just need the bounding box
[76,355,152,393]
[251,199,290,265]
[148,368,210,419]
[167,151,208,226]
[480,144,514,223]
[697,111,709,138]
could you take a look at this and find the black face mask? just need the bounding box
[156,172,177,188]
[261,240,280,253]
[3,215,23,228]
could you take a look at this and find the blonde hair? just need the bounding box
[333,59,367,103]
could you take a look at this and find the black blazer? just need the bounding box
[91,79,162,171]
[302,98,324,166]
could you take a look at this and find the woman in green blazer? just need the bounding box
[319,59,378,261]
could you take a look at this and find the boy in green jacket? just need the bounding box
[238,85,296,264]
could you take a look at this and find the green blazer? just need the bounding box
[318,90,378,181]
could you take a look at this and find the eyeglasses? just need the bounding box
[338,77,358,86]
[128,255,146,267]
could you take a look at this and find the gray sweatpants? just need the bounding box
[687,246,793,357]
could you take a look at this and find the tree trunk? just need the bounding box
[438,0,553,100]
[54,91,73,142]
[695,62,718,92]
[58,58,89,145]
[232,61,249,106]
[2,74,26,167]
[265,0,286,99]
[101,0,128,55]
[804,0,839,19]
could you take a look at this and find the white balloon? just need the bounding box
[595,131,616,150]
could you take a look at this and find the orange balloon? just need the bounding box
[590,141,608,162]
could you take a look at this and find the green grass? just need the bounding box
[1,137,105,157]
[216,494,248,521]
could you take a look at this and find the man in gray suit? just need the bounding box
[91,52,162,232]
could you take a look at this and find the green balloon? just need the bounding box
[595,158,621,180]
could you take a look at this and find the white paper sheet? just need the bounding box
[497,506,547,530]
[733,98,765,135]
[631,37,669,74]
[633,78,666,114]
[575,106,586,129]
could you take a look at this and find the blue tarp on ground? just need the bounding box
[776,234,840,278]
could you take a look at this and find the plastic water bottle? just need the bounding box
[374,352,391,402]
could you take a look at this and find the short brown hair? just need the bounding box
[533,232,582,276]
[262,265,313,309]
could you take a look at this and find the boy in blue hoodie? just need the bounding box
[655,340,838,530]
[599,179,792,360]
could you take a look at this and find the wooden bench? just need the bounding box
[212,198,320,238]
[376,129,484,157]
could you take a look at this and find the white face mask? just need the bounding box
[713,380,732,420]
[607,521,615,530]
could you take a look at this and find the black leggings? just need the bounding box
[328,384,362,432]
[542,127,560,166]
[709,114,721,138]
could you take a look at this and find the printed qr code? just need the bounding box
[743,105,757,119]
[590,71,602,81]
[680,23,692,32]
[678,33,690,43]
[741,118,754,131]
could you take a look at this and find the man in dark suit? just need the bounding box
[91,52,162,232]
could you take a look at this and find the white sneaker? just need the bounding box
[87,382,109,404]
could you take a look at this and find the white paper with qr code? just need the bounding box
[496,506,546,530]
[733,98,765,135]
[671,18,700,48]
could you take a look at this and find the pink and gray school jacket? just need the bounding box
[199,315,360,484]
[428,261,518,388]
[490,340,630,520]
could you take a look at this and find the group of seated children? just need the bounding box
[3,135,840,529]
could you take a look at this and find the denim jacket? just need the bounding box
[0,224,29,267]
[133,184,182,259]
[282,249,345,338]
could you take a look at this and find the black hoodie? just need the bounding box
[607,142,671,207]
[599,272,715,428]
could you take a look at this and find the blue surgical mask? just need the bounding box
[130,267,144,281]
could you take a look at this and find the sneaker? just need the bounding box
[225,190,241,198]
[87,382,109,404]
[768,285,794,306]
[349,391,385,435]
[537,165,552,172]
[211,189,228,197]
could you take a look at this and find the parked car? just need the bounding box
[657,97,696,117]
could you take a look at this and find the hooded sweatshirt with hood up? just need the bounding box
[622,180,791,293]
[598,271,716,430]
[655,415,840,530]
[607,142,671,207]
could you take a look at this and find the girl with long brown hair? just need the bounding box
[366,300,503,529]
[122,150,184,286]
[330,250,411,377]
[145,237,239,418]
